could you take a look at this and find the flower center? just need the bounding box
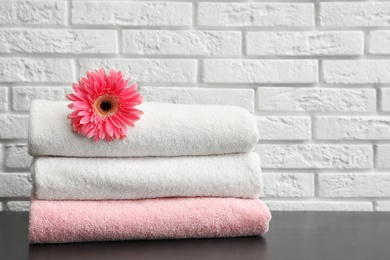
[100,101,112,111]
[93,94,119,117]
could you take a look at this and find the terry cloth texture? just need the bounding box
[32,153,262,200]
[28,100,258,157]
[29,197,271,243]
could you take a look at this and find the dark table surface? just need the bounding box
[1,211,390,260]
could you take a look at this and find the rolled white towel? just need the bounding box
[32,153,262,200]
[28,100,258,157]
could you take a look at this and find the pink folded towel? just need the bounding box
[29,197,271,244]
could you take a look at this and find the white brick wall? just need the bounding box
[197,3,314,27]
[323,60,390,84]
[72,2,192,26]
[0,29,118,54]
[203,59,318,83]
[256,145,373,169]
[141,87,255,112]
[0,173,32,197]
[257,117,311,140]
[0,1,66,25]
[5,144,31,169]
[319,2,390,27]
[246,31,363,56]
[1,0,390,211]
[79,59,197,83]
[258,88,376,112]
[123,31,241,56]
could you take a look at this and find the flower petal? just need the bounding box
[72,101,90,110]
[106,119,114,137]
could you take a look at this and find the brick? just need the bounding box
[376,201,390,211]
[0,58,74,83]
[316,117,390,140]
[0,87,7,111]
[197,3,314,27]
[381,88,390,112]
[319,173,390,197]
[12,86,71,111]
[0,29,117,54]
[123,30,241,56]
[5,144,31,169]
[0,115,28,139]
[257,87,376,112]
[257,116,311,140]
[368,31,390,54]
[79,59,197,83]
[72,2,191,26]
[203,60,317,84]
[0,1,66,25]
[265,201,372,211]
[140,87,254,112]
[376,145,390,169]
[256,145,373,169]
[247,31,363,56]
[0,173,32,197]
[6,201,30,211]
[262,173,314,198]
[320,2,390,27]
[323,60,390,84]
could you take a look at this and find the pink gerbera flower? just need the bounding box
[66,68,143,142]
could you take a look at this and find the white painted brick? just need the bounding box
[368,31,390,55]
[0,1,66,25]
[262,173,314,198]
[0,115,28,139]
[323,60,390,84]
[5,144,31,169]
[140,87,254,112]
[203,60,318,84]
[257,87,376,112]
[12,86,71,111]
[376,145,390,169]
[123,30,241,56]
[0,58,74,83]
[266,201,372,211]
[197,3,314,27]
[0,173,32,197]
[72,2,191,26]
[79,59,197,83]
[316,117,390,140]
[6,201,30,211]
[0,0,388,211]
[376,201,390,211]
[257,116,311,140]
[320,2,390,27]
[319,173,390,198]
[381,88,390,112]
[256,145,373,169]
[0,87,7,111]
[0,29,117,54]
[246,31,363,56]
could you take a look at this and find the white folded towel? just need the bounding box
[28,100,258,157]
[32,153,262,200]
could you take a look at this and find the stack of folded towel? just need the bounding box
[28,100,271,243]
